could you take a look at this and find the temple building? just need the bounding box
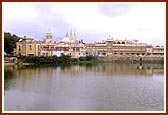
[85,35,164,58]
[44,29,52,44]
[55,30,85,58]
[38,30,85,58]
[15,31,164,59]
[60,30,78,43]
[40,29,56,56]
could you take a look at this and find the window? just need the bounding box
[76,48,80,51]
[30,45,32,50]
[19,46,21,51]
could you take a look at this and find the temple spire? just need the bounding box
[66,32,68,37]
[70,29,72,35]
[74,30,76,40]
[48,28,51,33]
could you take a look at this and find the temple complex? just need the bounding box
[16,30,164,59]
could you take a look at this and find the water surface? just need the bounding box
[4,63,164,111]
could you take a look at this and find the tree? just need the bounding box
[4,32,20,54]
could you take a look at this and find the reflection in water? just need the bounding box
[61,63,164,77]
[4,66,17,91]
[4,63,164,111]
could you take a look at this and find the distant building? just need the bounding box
[16,30,85,58]
[85,36,164,58]
[40,30,56,56]
[40,30,85,58]
[57,30,85,58]
[15,31,164,58]
[152,46,164,57]
[16,36,41,56]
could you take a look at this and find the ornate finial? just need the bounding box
[74,30,76,40]
[74,29,76,35]
[47,28,51,34]
[48,28,51,33]
[66,32,68,37]
[70,29,72,35]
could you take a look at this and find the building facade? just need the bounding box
[56,30,85,58]
[16,36,41,56]
[16,30,85,58]
[16,32,164,58]
[85,36,164,58]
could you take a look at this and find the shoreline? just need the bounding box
[4,60,164,67]
[4,62,34,66]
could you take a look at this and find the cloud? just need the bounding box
[98,4,135,17]
[3,3,72,40]
[3,2,166,46]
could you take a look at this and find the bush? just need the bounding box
[79,56,86,61]
[24,55,99,65]
[26,56,35,63]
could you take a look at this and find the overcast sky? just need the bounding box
[3,2,166,46]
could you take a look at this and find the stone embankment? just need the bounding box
[4,57,17,63]
[4,55,164,66]
[98,56,164,64]
[4,57,17,66]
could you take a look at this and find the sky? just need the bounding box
[3,2,166,46]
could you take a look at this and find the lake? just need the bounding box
[4,63,164,111]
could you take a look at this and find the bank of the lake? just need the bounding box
[98,56,164,64]
[18,55,100,65]
[5,55,164,67]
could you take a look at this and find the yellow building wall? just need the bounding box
[35,44,41,56]
[47,51,52,56]
[26,44,36,56]
[16,43,22,55]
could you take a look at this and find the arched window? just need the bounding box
[30,45,32,50]
[19,45,21,51]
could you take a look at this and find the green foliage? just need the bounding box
[4,32,20,54]
[79,55,97,61]
[71,58,79,62]
[79,55,99,65]
[157,60,164,64]
[24,55,99,66]
[25,54,71,65]
[59,53,71,65]
[79,56,86,61]
[25,56,35,63]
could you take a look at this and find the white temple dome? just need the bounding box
[60,30,78,43]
